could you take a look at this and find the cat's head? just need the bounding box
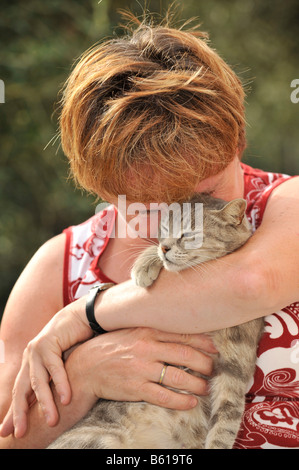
[157,193,252,272]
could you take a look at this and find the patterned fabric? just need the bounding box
[63,163,299,448]
[233,164,299,449]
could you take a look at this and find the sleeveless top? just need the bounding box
[63,163,299,449]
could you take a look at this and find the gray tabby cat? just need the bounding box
[48,194,264,449]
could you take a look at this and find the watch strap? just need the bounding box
[86,283,114,334]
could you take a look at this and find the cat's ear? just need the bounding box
[220,198,247,225]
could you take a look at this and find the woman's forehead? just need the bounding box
[107,158,240,207]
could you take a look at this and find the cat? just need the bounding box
[48,193,264,449]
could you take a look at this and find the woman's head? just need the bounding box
[59,14,246,204]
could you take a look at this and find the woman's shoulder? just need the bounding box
[1,233,66,345]
[62,206,116,306]
[242,162,291,195]
[241,163,293,230]
[63,205,116,244]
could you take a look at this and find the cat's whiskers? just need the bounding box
[105,245,146,260]
[106,239,159,271]
[104,237,158,259]
[184,261,212,278]
[122,247,161,271]
[143,238,159,247]
[102,246,149,272]
[170,256,214,279]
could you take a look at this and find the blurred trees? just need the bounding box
[0,0,298,315]
[0,0,110,314]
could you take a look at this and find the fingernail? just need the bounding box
[14,425,20,438]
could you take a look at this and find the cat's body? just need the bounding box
[49,194,264,449]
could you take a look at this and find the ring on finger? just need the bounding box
[158,364,168,385]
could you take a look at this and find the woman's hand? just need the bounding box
[1,323,216,440]
[0,296,92,439]
[64,326,216,409]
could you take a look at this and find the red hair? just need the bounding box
[59,14,246,203]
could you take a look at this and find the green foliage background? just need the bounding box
[0,0,298,315]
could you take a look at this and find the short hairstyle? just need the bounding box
[59,14,246,203]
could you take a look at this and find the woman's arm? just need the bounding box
[95,177,299,333]
[0,233,215,442]
[0,234,65,421]
[0,328,215,447]
[0,341,97,449]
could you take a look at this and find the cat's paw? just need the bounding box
[131,262,162,287]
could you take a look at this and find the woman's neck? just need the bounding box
[97,228,156,284]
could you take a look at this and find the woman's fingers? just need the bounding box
[27,339,72,425]
[12,399,31,439]
[137,360,208,411]
[0,405,14,438]
[0,365,32,439]
[130,328,215,376]
[153,330,218,355]
[154,363,208,396]
[153,342,214,377]
[130,329,215,409]
[11,364,32,438]
[29,358,59,427]
[37,352,72,407]
[141,381,198,410]
[2,344,71,438]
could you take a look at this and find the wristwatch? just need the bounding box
[86,283,115,334]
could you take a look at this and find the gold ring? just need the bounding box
[158,364,168,385]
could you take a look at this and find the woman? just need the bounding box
[0,16,298,449]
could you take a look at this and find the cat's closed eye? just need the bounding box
[182,232,195,238]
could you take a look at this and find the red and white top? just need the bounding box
[63,163,299,449]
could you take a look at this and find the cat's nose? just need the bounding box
[161,245,170,254]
